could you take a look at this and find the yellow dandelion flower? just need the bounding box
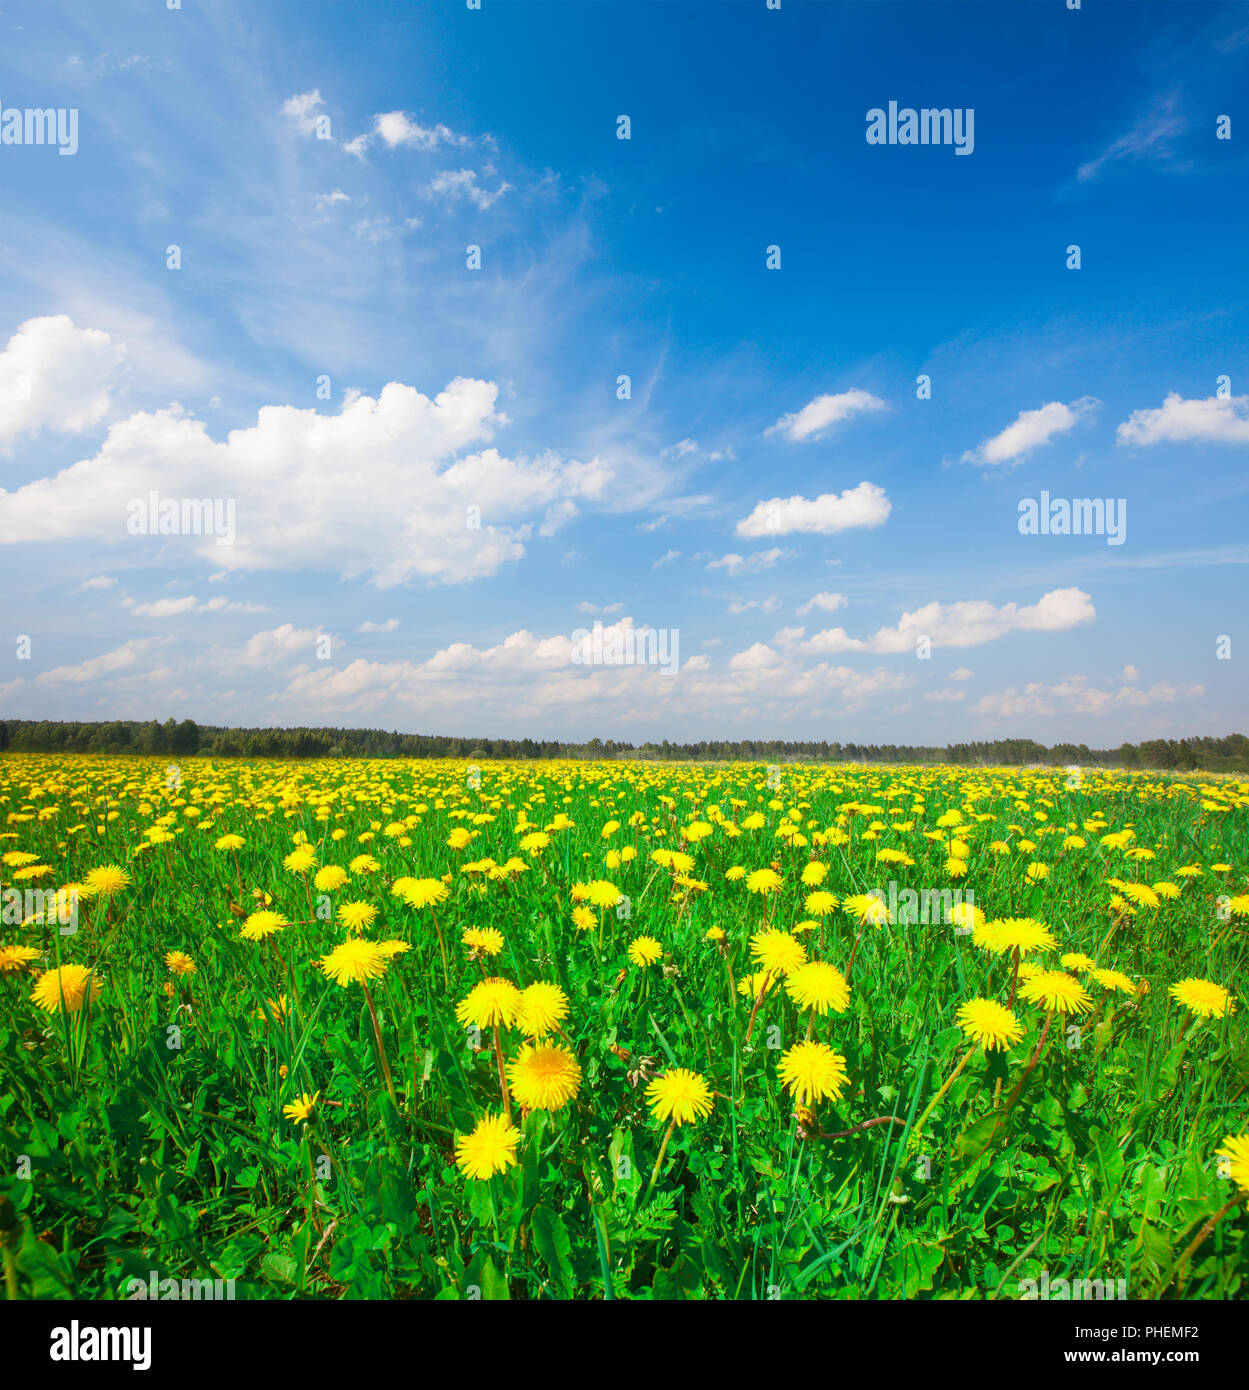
[518,981,569,1037]
[749,928,807,976]
[1169,977,1235,1019]
[164,950,196,976]
[507,1043,581,1111]
[456,977,523,1029]
[1019,970,1093,1015]
[282,1091,320,1124]
[784,960,850,1015]
[628,935,663,968]
[337,901,378,932]
[83,864,129,897]
[956,998,1023,1050]
[455,1113,521,1180]
[316,938,388,987]
[777,1041,849,1104]
[646,1068,713,1125]
[241,909,289,941]
[0,944,41,974]
[31,963,101,1014]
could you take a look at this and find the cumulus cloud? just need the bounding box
[240,624,328,665]
[796,591,847,616]
[0,377,612,586]
[801,587,1095,654]
[1116,393,1249,447]
[736,483,890,538]
[707,548,791,576]
[949,667,974,681]
[73,575,118,592]
[357,618,399,633]
[766,389,887,442]
[256,615,913,723]
[962,398,1098,467]
[0,315,124,449]
[373,112,472,150]
[975,674,1202,718]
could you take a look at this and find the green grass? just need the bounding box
[0,753,1245,1300]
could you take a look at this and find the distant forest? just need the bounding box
[1,719,1247,772]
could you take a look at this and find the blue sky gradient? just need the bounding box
[1,0,1246,743]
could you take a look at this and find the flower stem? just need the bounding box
[493,1024,512,1122]
[361,981,397,1105]
[643,1117,677,1203]
[913,1045,977,1139]
[1149,1191,1245,1297]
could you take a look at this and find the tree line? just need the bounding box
[1,720,1247,772]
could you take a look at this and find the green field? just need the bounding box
[1,754,1245,1300]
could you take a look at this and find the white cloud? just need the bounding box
[802,587,1095,654]
[962,398,1098,467]
[1077,93,1187,183]
[766,389,887,442]
[736,482,890,538]
[36,636,168,685]
[425,168,512,211]
[1116,393,1249,447]
[262,616,912,723]
[357,618,400,633]
[0,378,612,587]
[923,689,966,703]
[576,602,623,614]
[796,591,846,617]
[707,548,791,575]
[948,667,974,682]
[240,623,327,665]
[727,596,781,615]
[282,91,328,137]
[975,674,1202,718]
[1122,664,1140,682]
[130,595,266,617]
[653,549,680,568]
[73,574,117,592]
[374,112,471,150]
[0,315,124,449]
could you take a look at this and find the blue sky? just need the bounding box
[1,0,1247,744]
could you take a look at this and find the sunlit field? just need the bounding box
[1,754,1246,1301]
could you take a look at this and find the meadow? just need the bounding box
[0,753,1246,1301]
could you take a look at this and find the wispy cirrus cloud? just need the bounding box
[1077,92,1188,183]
